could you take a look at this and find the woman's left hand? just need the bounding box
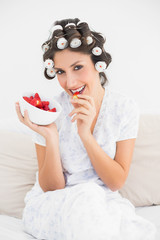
[69,94,96,139]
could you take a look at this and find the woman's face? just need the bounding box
[54,49,102,97]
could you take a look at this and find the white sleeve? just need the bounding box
[116,98,140,142]
[31,132,46,146]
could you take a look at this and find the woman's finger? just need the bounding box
[71,113,87,122]
[23,109,31,124]
[70,98,91,110]
[15,102,39,131]
[15,102,25,123]
[69,106,89,118]
[76,94,95,106]
[23,109,40,131]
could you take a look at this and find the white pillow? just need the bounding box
[0,130,38,218]
[119,114,160,207]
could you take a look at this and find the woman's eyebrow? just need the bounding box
[54,60,82,70]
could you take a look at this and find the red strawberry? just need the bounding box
[44,105,49,111]
[30,98,37,106]
[48,107,56,112]
[34,93,41,100]
[30,98,42,108]
[36,100,43,108]
[42,101,49,107]
[73,92,79,99]
[23,96,31,103]
[23,93,57,112]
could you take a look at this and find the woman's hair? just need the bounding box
[42,18,112,86]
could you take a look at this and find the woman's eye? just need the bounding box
[56,65,83,75]
[74,65,83,70]
[56,70,64,75]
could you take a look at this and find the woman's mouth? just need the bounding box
[70,85,86,95]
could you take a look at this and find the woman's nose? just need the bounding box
[66,74,77,89]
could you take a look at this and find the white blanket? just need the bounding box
[0,205,159,240]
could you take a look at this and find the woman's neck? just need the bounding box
[90,85,105,134]
[94,85,105,114]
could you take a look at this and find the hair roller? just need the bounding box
[41,40,51,52]
[41,18,112,86]
[64,25,81,41]
[76,22,95,47]
[50,28,66,50]
[77,22,91,37]
[52,28,64,39]
[65,23,76,28]
[44,68,56,80]
[91,31,106,45]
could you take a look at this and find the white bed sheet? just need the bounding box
[0,215,35,240]
[0,205,159,240]
[135,205,160,240]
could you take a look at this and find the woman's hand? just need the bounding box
[69,94,96,139]
[15,102,58,139]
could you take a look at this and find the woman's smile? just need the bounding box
[69,85,86,95]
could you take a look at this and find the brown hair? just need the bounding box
[42,18,112,86]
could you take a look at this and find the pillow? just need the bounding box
[119,114,160,207]
[0,130,38,219]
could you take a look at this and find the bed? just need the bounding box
[0,115,160,239]
[0,205,159,239]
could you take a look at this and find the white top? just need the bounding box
[23,88,157,239]
[32,85,140,187]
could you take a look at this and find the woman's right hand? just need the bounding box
[15,102,58,139]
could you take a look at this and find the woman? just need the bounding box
[15,18,156,240]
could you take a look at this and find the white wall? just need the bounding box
[0,0,160,120]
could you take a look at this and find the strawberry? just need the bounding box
[23,93,56,112]
[30,98,42,108]
[42,101,49,107]
[30,98,37,106]
[48,108,56,112]
[73,92,79,99]
[36,99,43,108]
[34,93,41,100]
[44,105,49,111]
[23,96,31,103]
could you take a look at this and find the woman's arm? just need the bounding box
[15,102,65,192]
[69,95,136,191]
[36,133,65,192]
[81,133,136,191]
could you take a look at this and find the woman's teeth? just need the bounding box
[71,85,85,94]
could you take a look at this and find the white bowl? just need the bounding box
[19,92,62,125]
